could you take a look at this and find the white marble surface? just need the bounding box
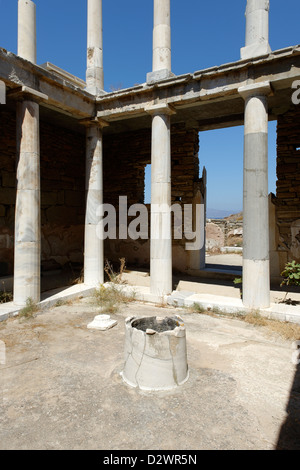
[18,0,36,63]
[121,315,188,391]
[86,0,104,94]
[87,314,117,331]
[149,111,172,296]
[153,0,171,72]
[241,0,271,59]
[14,99,40,305]
[84,124,104,286]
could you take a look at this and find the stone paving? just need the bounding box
[0,297,299,450]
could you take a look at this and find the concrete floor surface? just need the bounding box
[0,298,299,450]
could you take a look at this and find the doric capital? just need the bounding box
[238,81,272,100]
[145,102,176,116]
[7,85,48,103]
[80,116,109,128]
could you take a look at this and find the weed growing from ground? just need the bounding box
[94,258,136,313]
[187,303,300,341]
[0,291,13,304]
[18,298,39,320]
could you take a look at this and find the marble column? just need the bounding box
[239,82,271,309]
[147,0,174,83]
[146,104,175,297]
[18,0,36,64]
[0,81,5,104]
[241,0,271,60]
[14,97,40,305]
[86,0,104,94]
[83,118,108,286]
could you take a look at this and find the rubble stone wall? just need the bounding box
[206,218,243,252]
[272,106,300,278]
[0,109,201,276]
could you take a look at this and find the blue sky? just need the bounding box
[0,0,299,214]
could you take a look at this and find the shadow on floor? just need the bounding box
[276,352,300,450]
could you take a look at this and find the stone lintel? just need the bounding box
[238,81,272,100]
[7,85,48,103]
[145,102,176,116]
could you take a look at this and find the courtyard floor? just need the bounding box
[0,296,299,450]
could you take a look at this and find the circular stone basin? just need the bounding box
[121,315,189,391]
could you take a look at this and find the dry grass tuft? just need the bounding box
[188,303,300,341]
[18,298,39,320]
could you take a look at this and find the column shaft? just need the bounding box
[241,87,270,308]
[84,124,104,286]
[86,0,104,94]
[153,0,171,72]
[18,0,36,63]
[241,0,271,59]
[14,100,40,305]
[147,0,173,83]
[150,112,172,296]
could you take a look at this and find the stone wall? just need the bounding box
[104,124,203,272]
[273,106,300,276]
[0,110,16,276]
[206,218,243,252]
[40,121,86,271]
[0,108,86,277]
[0,108,203,277]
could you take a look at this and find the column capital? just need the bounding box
[238,81,272,100]
[80,116,109,128]
[7,85,48,103]
[145,103,176,116]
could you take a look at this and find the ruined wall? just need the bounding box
[0,110,16,276]
[206,218,243,253]
[0,107,86,278]
[103,124,203,272]
[40,121,86,272]
[0,110,202,278]
[273,106,300,277]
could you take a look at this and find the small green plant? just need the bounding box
[0,281,13,303]
[94,284,136,314]
[190,302,206,314]
[280,261,300,303]
[0,291,13,304]
[19,297,39,319]
[233,277,243,299]
[212,305,222,315]
[94,258,136,313]
[54,298,73,307]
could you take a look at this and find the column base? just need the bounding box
[150,258,172,297]
[242,258,270,309]
[240,42,271,60]
[13,241,40,306]
[85,85,107,96]
[146,69,175,85]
